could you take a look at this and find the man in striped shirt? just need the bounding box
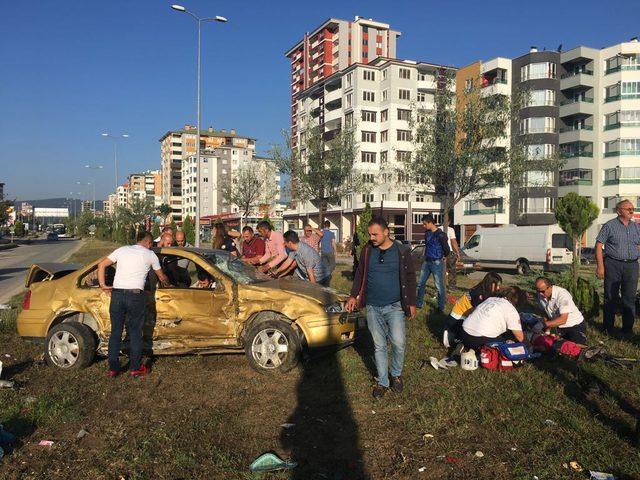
[595,199,640,336]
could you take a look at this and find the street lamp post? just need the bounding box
[102,133,129,228]
[171,4,227,248]
[85,164,103,213]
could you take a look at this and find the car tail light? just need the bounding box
[22,290,31,310]
[546,249,551,264]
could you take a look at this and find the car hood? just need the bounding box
[255,277,344,305]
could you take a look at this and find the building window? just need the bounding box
[397,109,411,121]
[519,197,554,213]
[559,169,592,186]
[361,151,377,163]
[346,93,353,108]
[382,68,388,80]
[464,78,473,92]
[361,110,377,122]
[345,112,354,127]
[399,68,411,80]
[397,193,409,201]
[346,72,353,87]
[519,117,556,134]
[361,131,376,143]
[396,150,411,162]
[363,70,375,81]
[382,89,388,101]
[417,92,428,103]
[397,130,412,141]
[527,144,556,159]
[381,109,388,122]
[398,89,411,101]
[363,91,375,102]
[380,130,388,142]
[380,151,388,163]
[524,170,554,187]
[520,62,556,81]
[362,173,375,183]
[362,193,374,203]
[526,89,556,107]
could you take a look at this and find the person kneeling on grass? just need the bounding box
[443,272,503,347]
[460,286,527,351]
[535,276,587,344]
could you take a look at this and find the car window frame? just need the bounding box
[157,252,225,293]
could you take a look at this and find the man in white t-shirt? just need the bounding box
[461,286,527,350]
[535,277,586,343]
[439,222,460,288]
[98,231,169,378]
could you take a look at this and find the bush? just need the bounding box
[14,220,25,237]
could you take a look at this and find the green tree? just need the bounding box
[554,192,599,281]
[0,200,14,226]
[13,220,25,237]
[169,218,177,234]
[271,123,360,225]
[182,215,195,245]
[151,222,161,240]
[355,203,372,259]
[157,203,173,225]
[219,160,280,221]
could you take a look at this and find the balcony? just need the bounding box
[605,94,640,103]
[560,71,594,90]
[559,125,593,133]
[559,178,592,186]
[604,150,640,157]
[604,122,640,131]
[559,97,593,106]
[559,125,594,144]
[605,64,640,75]
[464,208,505,215]
[559,98,594,118]
[561,151,593,159]
[482,78,508,87]
[560,69,593,79]
[603,178,640,185]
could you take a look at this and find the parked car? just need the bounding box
[580,247,596,265]
[462,224,573,274]
[17,248,363,374]
[46,233,59,241]
[410,244,478,274]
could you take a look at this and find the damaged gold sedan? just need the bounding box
[17,248,363,373]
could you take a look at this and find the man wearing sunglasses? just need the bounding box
[535,277,586,343]
[345,216,416,398]
[596,199,640,336]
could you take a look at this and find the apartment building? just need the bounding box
[284,56,457,241]
[286,17,401,149]
[160,125,256,222]
[104,193,117,216]
[455,38,640,244]
[127,170,162,207]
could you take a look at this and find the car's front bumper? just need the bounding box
[300,311,365,348]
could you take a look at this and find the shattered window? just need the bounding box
[204,252,270,285]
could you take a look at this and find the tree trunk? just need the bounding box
[442,194,453,296]
[317,199,326,229]
[573,235,580,287]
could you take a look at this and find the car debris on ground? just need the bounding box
[249,452,297,472]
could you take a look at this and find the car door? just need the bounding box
[153,251,237,348]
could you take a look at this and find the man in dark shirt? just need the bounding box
[416,214,450,312]
[345,216,416,398]
[595,199,640,335]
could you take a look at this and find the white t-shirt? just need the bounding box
[462,297,522,338]
[107,245,161,290]
[439,226,456,251]
[537,285,584,328]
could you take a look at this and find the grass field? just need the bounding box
[0,239,639,479]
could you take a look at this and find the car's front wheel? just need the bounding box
[244,318,300,374]
[45,322,96,370]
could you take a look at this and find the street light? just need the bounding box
[102,133,129,228]
[85,164,103,212]
[171,4,227,247]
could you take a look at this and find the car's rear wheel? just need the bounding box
[45,322,96,370]
[244,318,300,374]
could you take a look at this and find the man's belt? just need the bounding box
[605,257,638,264]
[112,288,143,294]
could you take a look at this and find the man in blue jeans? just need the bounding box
[346,216,416,398]
[416,214,450,312]
[98,231,169,378]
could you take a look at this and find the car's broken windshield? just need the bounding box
[203,253,271,284]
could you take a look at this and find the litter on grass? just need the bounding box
[76,429,88,440]
[38,440,54,448]
[544,419,556,426]
[280,423,295,429]
[0,304,12,310]
[590,472,616,480]
[423,433,434,439]
[249,452,297,472]
[474,451,484,458]
[429,357,440,370]
[418,467,426,472]
[569,461,583,472]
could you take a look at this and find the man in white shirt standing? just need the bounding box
[98,231,169,378]
[439,221,460,288]
[535,277,586,344]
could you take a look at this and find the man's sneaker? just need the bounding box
[372,384,387,398]
[390,376,404,393]
[106,369,121,378]
[129,364,150,378]
[443,329,452,348]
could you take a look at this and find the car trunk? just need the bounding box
[25,263,83,287]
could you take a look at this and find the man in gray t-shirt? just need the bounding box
[275,230,330,286]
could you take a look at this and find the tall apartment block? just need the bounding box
[127,170,161,208]
[285,17,401,148]
[455,38,640,243]
[284,57,457,241]
[159,125,256,221]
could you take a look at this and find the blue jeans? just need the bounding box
[416,259,445,311]
[366,302,406,388]
[108,289,147,371]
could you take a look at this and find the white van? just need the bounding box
[462,224,573,274]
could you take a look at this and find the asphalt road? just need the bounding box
[0,238,82,304]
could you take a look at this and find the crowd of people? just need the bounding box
[99,200,638,389]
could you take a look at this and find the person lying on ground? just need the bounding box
[534,276,587,344]
[274,230,331,286]
[460,286,527,351]
[443,272,502,347]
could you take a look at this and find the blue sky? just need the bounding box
[1,0,637,201]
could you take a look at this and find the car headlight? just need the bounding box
[325,301,345,313]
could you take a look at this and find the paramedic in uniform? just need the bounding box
[98,231,169,378]
[535,277,586,343]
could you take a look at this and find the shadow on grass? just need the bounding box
[535,357,640,450]
[281,347,369,479]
